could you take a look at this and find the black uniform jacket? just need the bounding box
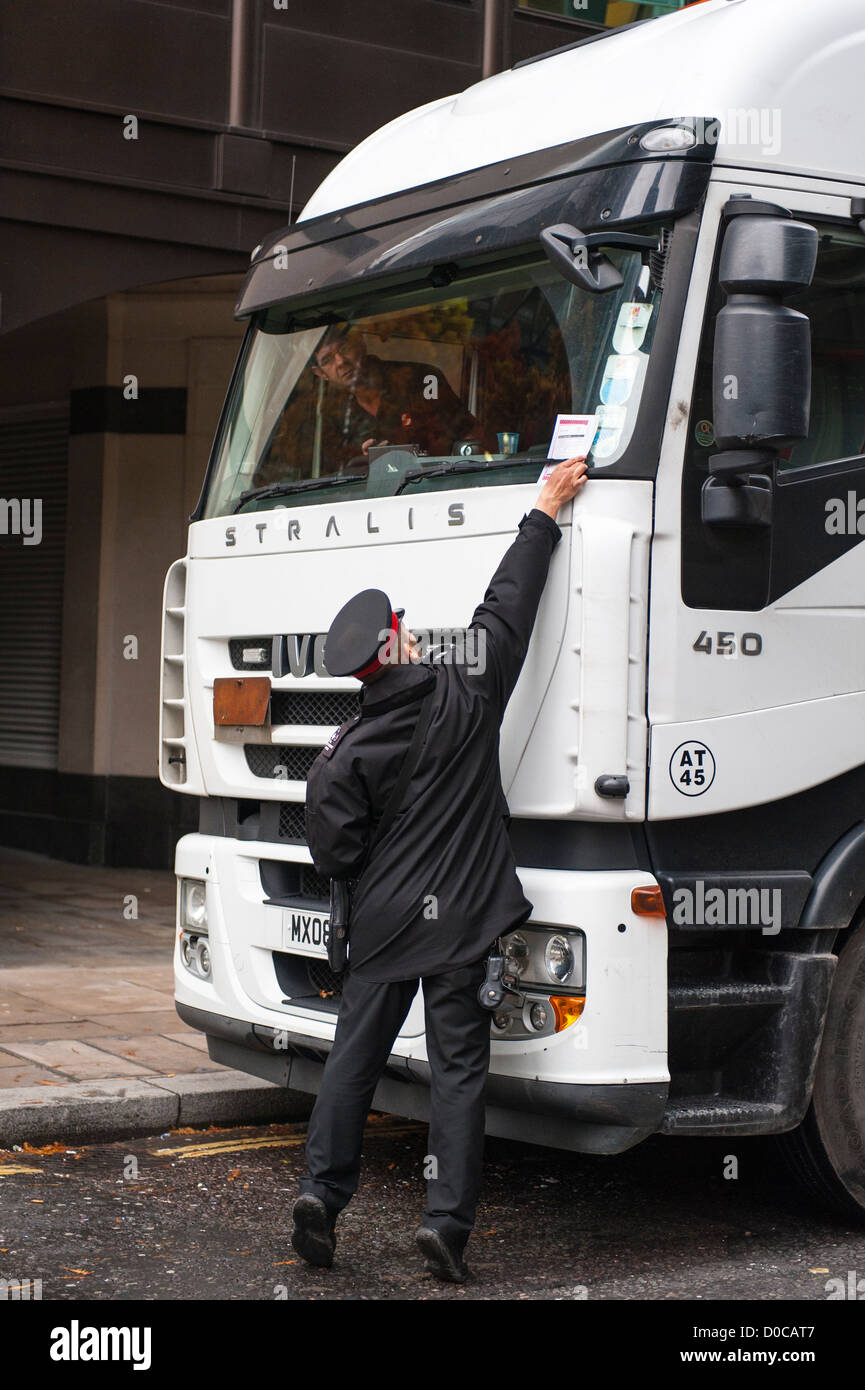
[304,507,563,982]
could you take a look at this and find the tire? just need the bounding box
[776,916,865,1222]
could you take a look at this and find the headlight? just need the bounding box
[181,878,208,932]
[500,927,584,992]
[544,934,574,985]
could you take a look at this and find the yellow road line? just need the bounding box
[0,1165,43,1176]
[151,1124,423,1161]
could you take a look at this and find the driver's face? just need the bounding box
[314,337,363,388]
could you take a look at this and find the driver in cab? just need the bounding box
[311,324,482,462]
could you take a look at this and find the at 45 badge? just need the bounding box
[670,740,715,796]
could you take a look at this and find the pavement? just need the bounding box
[0,849,311,1146]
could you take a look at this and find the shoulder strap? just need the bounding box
[365,688,435,861]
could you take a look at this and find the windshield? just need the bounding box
[203,243,663,517]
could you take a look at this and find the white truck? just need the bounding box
[161,0,865,1219]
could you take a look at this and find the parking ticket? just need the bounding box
[537,413,598,480]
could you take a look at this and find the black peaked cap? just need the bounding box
[324,588,404,678]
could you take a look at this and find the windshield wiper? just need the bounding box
[232,474,363,513]
[395,456,540,494]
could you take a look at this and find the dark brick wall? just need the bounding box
[0,768,197,869]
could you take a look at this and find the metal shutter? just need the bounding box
[0,410,68,768]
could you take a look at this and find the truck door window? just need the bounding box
[681,220,865,610]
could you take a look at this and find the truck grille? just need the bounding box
[278,802,307,842]
[273,950,344,1009]
[300,866,329,900]
[307,958,343,1000]
[245,745,319,780]
[271,690,359,726]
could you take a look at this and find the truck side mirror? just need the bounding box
[702,200,818,527]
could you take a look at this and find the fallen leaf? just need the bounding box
[227,1168,241,1181]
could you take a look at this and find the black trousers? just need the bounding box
[298,953,491,1249]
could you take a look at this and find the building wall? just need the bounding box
[0,277,244,865]
[0,3,590,865]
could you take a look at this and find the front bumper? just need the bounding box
[177,1000,668,1155]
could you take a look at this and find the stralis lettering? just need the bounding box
[225,502,465,547]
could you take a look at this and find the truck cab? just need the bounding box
[161,0,865,1218]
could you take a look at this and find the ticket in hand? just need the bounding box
[536,413,598,481]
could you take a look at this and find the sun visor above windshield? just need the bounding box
[234,121,715,322]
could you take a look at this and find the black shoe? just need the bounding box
[415,1225,469,1283]
[291,1194,336,1269]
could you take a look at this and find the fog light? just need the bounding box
[180,930,212,980]
[529,1002,549,1031]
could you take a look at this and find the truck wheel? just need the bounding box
[776,914,865,1222]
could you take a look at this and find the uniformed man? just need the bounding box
[291,455,589,1282]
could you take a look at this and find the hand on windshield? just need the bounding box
[535,456,588,521]
[361,437,390,456]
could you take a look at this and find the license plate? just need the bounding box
[281,907,330,958]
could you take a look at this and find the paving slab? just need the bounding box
[162,1029,209,1052]
[85,1009,186,1035]
[0,1039,154,1081]
[0,991,80,1026]
[0,1058,68,1086]
[0,1019,116,1044]
[40,983,174,1013]
[90,1034,222,1074]
[0,850,315,1142]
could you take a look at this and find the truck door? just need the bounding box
[649,180,865,823]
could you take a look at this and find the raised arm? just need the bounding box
[468,456,588,712]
